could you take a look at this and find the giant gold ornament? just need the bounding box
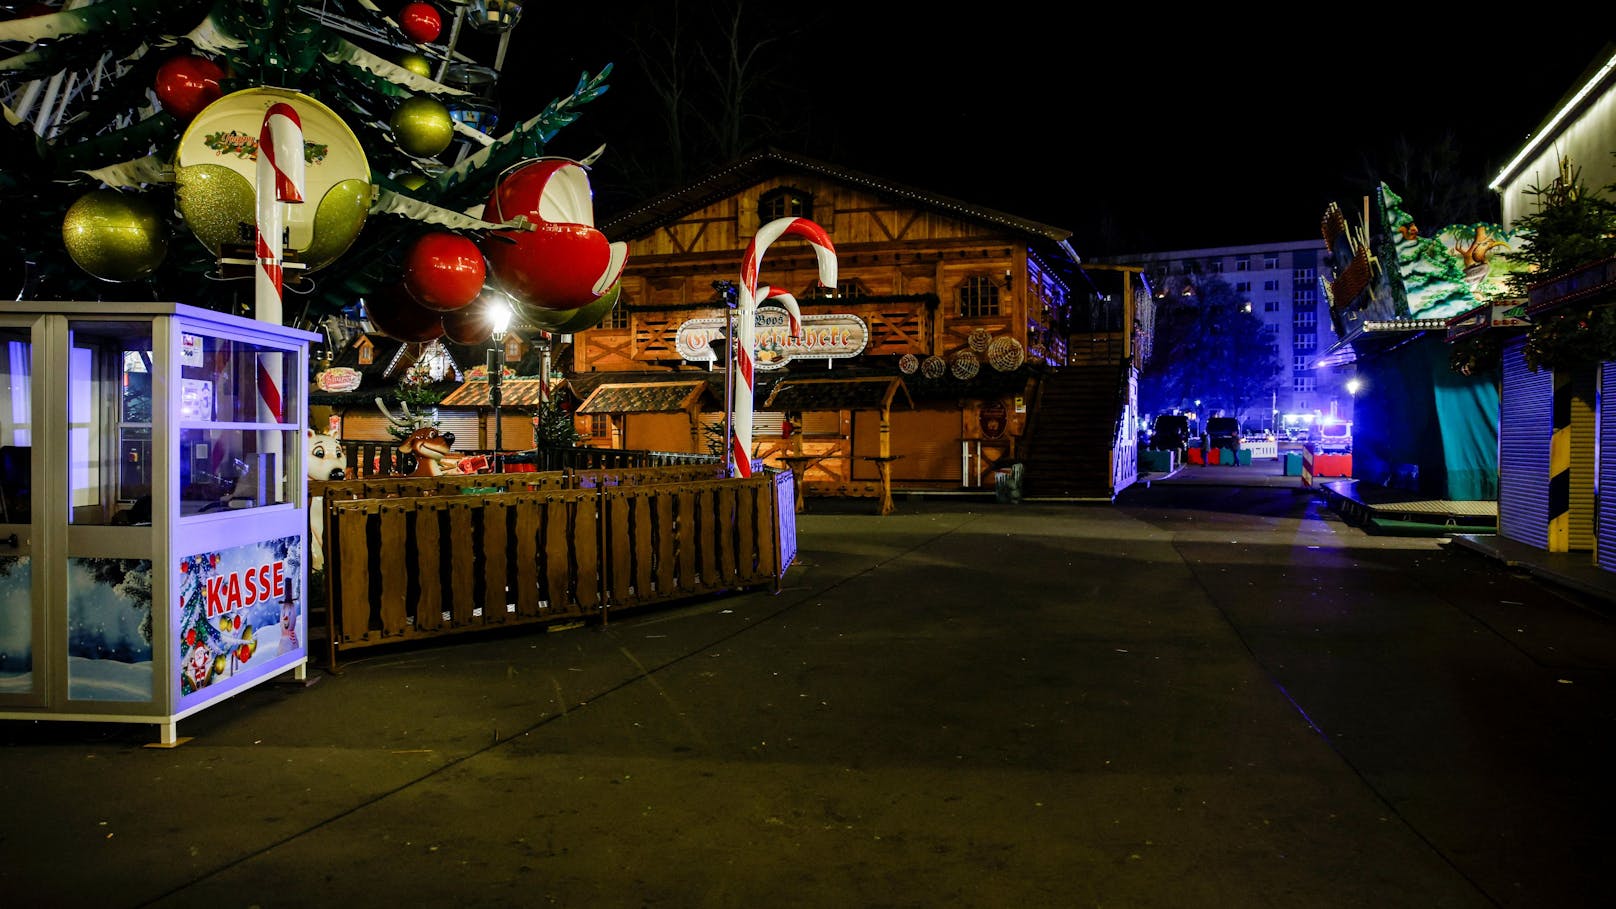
[62,189,169,282]
[174,88,371,276]
[390,96,454,158]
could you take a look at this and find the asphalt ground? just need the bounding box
[3,464,1614,908]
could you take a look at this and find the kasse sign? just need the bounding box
[676,307,869,370]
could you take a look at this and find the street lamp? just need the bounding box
[488,298,513,470]
[1346,377,1362,396]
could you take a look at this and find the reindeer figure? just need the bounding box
[377,399,461,477]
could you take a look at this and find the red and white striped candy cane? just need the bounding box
[254,102,305,499]
[731,217,836,477]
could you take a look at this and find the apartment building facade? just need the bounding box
[1100,239,1354,431]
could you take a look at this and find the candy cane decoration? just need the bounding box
[255,102,305,499]
[731,217,836,477]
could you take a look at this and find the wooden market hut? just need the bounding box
[568,148,1140,502]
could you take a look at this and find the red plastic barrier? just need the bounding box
[1313,453,1351,477]
[1187,446,1204,465]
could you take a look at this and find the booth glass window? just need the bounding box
[178,331,301,518]
[68,321,153,526]
[1,327,32,525]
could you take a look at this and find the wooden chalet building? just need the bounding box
[566,149,1143,500]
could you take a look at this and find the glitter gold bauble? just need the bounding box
[390,96,454,158]
[62,189,169,282]
[399,53,433,77]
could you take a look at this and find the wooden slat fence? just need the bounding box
[316,467,791,669]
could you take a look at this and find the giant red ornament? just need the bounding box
[481,158,627,312]
[154,54,225,120]
[441,299,495,344]
[398,2,442,43]
[403,231,485,311]
[365,282,446,342]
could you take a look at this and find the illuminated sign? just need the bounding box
[677,308,869,370]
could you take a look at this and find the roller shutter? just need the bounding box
[1499,338,1551,549]
[1600,363,1616,571]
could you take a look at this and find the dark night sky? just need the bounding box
[490,6,1612,257]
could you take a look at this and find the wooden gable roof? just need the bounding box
[599,147,1082,265]
[576,380,718,415]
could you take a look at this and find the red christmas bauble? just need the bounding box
[441,300,495,344]
[398,2,442,43]
[403,232,485,311]
[481,159,624,312]
[365,282,446,342]
[154,54,225,120]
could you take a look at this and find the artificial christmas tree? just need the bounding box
[0,0,620,340]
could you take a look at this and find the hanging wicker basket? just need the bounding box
[921,355,946,378]
[968,328,992,352]
[898,353,919,374]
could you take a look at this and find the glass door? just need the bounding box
[0,317,39,705]
[63,320,158,706]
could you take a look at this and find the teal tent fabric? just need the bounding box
[1353,334,1497,501]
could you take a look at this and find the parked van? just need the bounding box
[1311,421,1352,453]
[1205,417,1242,452]
[1151,414,1192,455]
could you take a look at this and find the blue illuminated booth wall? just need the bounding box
[1321,184,1512,502]
[0,303,318,745]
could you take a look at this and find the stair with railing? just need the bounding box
[1018,364,1129,499]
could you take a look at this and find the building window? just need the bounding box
[1263,279,1280,291]
[1294,311,1317,328]
[806,279,864,299]
[758,187,812,222]
[1294,267,1316,281]
[1294,355,1309,370]
[1209,260,1224,273]
[1263,323,1280,334]
[1235,281,1251,293]
[1264,255,1279,269]
[1265,300,1281,312]
[1294,376,1316,392]
[1236,259,1251,272]
[588,414,610,438]
[1295,333,1316,350]
[602,300,630,329]
[958,276,1001,318]
[1293,289,1317,305]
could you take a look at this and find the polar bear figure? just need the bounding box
[307,427,347,573]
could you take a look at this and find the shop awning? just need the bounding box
[576,380,718,414]
[439,378,555,408]
[763,376,913,413]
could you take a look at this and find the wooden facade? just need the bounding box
[566,149,1134,499]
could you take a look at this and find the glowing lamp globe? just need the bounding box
[62,189,169,282]
[399,2,443,43]
[403,231,486,311]
[154,54,225,120]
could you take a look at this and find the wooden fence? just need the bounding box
[312,466,793,669]
[336,441,723,479]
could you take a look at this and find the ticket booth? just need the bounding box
[0,302,319,744]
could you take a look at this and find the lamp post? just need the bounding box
[488,299,513,470]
